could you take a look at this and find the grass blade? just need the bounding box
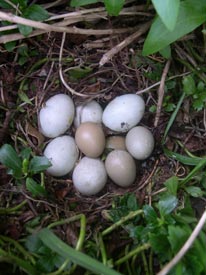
[162,92,185,144]
[38,228,123,275]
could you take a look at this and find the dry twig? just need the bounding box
[154,59,171,127]
[99,21,151,66]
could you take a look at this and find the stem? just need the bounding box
[141,251,149,275]
[114,243,151,266]
[102,210,143,236]
[0,235,35,265]
[0,200,27,214]
[99,233,107,265]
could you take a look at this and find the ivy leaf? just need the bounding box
[151,0,180,31]
[103,0,125,16]
[143,0,206,55]
[157,194,178,217]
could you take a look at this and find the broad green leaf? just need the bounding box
[29,156,51,174]
[149,232,171,261]
[151,0,180,31]
[103,0,125,16]
[143,0,206,56]
[38,228,123,275]
[0,144,22,178]
[5,41,16,52]
[185,186,203,197]
[20,148,32,160]
[164,176,179,196]
[182,75,196,95]
[23,4,49,21]
[26,177,47,197]
[159,45,171,59]
[168,225,189,252]
[70,0,101,7]
[18,24,33,36]
[157,194,178,217]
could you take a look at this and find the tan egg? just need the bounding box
[75,122,105,158]
[106,136,126,151]
[105,150,136,187]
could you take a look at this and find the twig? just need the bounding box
[157,210,206,275]
[59,33,88,97]
[0,11,139,44]
[99,21,151,66]
[154,59,171,127]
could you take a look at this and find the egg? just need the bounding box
[72,157,107,195]
[125,126,154,160]
[39,94,75,138]
[74,100,103,128]
[105,150,136,187]
[102,94,145,132]
[75,122,105,158]
[105,136,126,151]
[43,135,78,177]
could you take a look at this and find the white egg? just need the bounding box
[125,126,154,160]
[74,100,103,128]
[44,135,78,177]
[39,94,75,138]
[102,94,145,132]
[105,150,136,187]
[72,157,107,196]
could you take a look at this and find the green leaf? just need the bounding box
[164,176,179,196]
[150,232,171,261]
[185,186,203,197]
[0,144,22,178]
[164,148,203,166]
[142,0,206,56]
[23,4,49,21]
[5,41,16,52]
[103,0,125,16]
[70,0,101,7]
[29,156,51,174]
[162,92,185,143]
[182,75,196,95]
[18,24,33,36]
[38,228,123,275]
[18,91,32,104]
[157,194,178,217]
[151,0,180,31]
[159,45,171,59]
[26,177,47,197]
[68,67,93,80]
[168,225,189,253]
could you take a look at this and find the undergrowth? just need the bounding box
[0,0,206,275]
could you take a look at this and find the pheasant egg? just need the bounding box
[39,94,75,138]
[74,100,103,128]
[102,94,145,132]
[105,150,136,187]
[43,135,78,177]
[72,157,107,196]
[75,122,105,158]
[125,126,154,160]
